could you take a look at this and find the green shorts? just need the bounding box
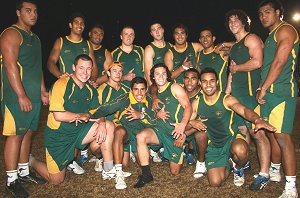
[260,93,297,133]
[1,102,41,136]
[206,134,245,170]
[153,125,185,164]
[234,95,259,130]
[45,122,95,174]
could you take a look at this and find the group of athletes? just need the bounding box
[0,0,299,197]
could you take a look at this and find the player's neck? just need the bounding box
[187,87,200,98]
[153,39,165,47]
[268,20,283,32]
[16,21,32,34]
[71,75,85,89]
[234,30,248,42]
[91,42,102,50]
[175,42,187,50]
[107,80,120,90]
[203,45,215,53]
[204,90,219,103]
[68,33,82,42]
[121,44,133,53]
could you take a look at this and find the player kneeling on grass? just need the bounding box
[29,54,115,185]
[190,67,276,187]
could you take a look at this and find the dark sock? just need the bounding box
[141,165,152,177]
[188,149,194,155]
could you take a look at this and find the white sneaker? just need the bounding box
[150,149,162,163]
[102,167,132,180]
[233,169,245,186]
[115,171,127,190]
[88,156,97,162]
[279,188,298,198]
[269,166,281,182]
[94,158,103,172]
[67,161,85,175]
[193,161,206,178]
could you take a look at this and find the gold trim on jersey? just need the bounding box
[247,72,253,96]
[59,56,66,73]
[106,87,113,103]
[203,46,217,55]
[158,82,171,93]
[219,61,227,92]
[203,91,221,106]
[66,36,83,43]
[46,148,60,174]
[97,83,107,104]
[129,92,148,106]
[291,49,296,97]
[269,101,285,133]
[151,41,167,49]
[17,62,23,81]
[68,84,75,99]
[174,42,188,53]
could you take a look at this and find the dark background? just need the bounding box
[1,0,300,88]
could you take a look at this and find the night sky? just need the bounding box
[1,0,300,87]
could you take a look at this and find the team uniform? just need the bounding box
[94,92,157,153]
[260,22,299,133]
[44,76,99,174]
[58,36,91,74]
[111,45,144,86]
[194,92,244,170]
[97,83,129,121]
[1,24,42,136]
[230,33,260,129]
[197,48,228,92]
[147,42,172,65]
[94,46,109,76]
[153,82,187,164]
[168,42,198,84]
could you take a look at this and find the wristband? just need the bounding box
[221,43,225,48]
[254,117,262,124]
[256,87,262,92]
[182,65,189,70]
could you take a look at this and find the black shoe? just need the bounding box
[133,175,153,188]
[6,180,29,198]
[18,171,47,185]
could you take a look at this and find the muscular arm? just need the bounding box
[88,46,98,81]
[261,25,297,91]
[144,45,154,86]
[47,38,63,78]
[173,83,192,126]
[231,34,263,72]
[95,50,111,85]
[0,28,32,112]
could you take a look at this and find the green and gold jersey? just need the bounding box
[189,89,202,104]
[46,76,99,133]
[94,92,156,130]
[230,33,260,97]
[1,25,42,104]
[148,42,172,65]
[111,45,144,86]
[169,42,198,84]
[59,36,91,74]
[94,45,107,76]
[261,22,299,97]
[97,82,129,121]
[195,92,239,148]
[157,82,184,133]
[198,48,228,92]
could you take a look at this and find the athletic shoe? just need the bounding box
[133,174,153,188]
[18,171,47,185]
[233,168,245,186]
[94,158,103,172]
[115,171,127,190]
[102,167,132,180]
[88,156,97,162]
[269,166,281,182]
[150,149,162,163]
[67,161,85,175]
[242,161,251,171]
[76,155,88,167]
[193,161,206,178]
[279,188,298,198]
[187,153,194,166]
[6,180,29,198]
[249,174,270,191]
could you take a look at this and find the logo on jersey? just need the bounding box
[216,110,223,118]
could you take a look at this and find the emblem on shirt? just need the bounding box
[216,110,223,118]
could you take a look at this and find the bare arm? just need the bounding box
[95,50,111,85]
[47,38,63,78]
[88,46,98,81]
[0,28,32,112]
[144,45,154,86]
[41,72,49,105]
[164,49,185,80]
[230,34,263,73]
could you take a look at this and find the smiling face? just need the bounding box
[153,66,168,87]
[72,58,92,83]
[199,30,215,50]
[121,27,135,46]
[17,2,38,27]
[173,27,187,46]
[228,15,244,35]
[200,72,218,97]
[69,17,85,36]
[183,71,200,93]
[131,83,147,102]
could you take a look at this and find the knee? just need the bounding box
[231,140,248,159]
[195,131,207,142]
[274,134,292,147]
[136,132,146,145]
[49,176,64,185]
[90,141,101,155]
[114,127,127,140]
[252,130,267,141]
[208,178,222,187]
[170,168,180,176]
